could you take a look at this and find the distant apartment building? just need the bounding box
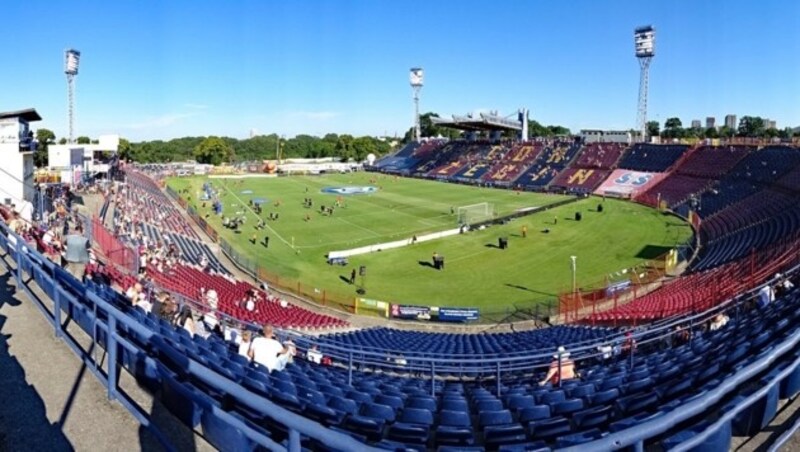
[706,117,716,129]
[691,119,702,129]
[725,114,737,130]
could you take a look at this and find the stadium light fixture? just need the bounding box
[634,26,655,142]
[410,67,424,141]
[65,49,81,144]
[570,255,577,294]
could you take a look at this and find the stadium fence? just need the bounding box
[91,216,138,274]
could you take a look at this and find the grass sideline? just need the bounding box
[167,173,692,313]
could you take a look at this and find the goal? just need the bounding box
[456,202,495,225]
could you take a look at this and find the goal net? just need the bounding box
[456,202,495,225]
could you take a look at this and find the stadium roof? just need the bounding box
[431,112,522,132]
[0,108,42,122]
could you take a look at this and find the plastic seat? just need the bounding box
[375,394,404,411]
[555,428,604,448]
[529,416,571,441]
[518,405,551,425]
[572,405,613,430]
[158,367,204,428]
[507,395,536,412]
[441,399,469,413]
[435,410,474,446]
[477,399,504,412]
[479,410,514,428]
[588,388,620,407]
[388,408,434,444]
[407,397,437,412]
[198,395,259,451]
[328,396,358,416]
[552,398,584,416]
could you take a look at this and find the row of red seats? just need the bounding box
[588,235,800,323]
[148,263,348,330]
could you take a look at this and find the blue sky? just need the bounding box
[3,0,799,141]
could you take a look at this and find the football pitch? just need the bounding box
[167,173,692,314]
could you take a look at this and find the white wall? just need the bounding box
[0,143,29,205]
[48,145,85,169]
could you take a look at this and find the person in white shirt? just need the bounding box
[709,313,729,331]
[238,331,253,362]
[307,345,323,364]
[248,325,291,373]
[203,289,219,332]
[135,292,153,313]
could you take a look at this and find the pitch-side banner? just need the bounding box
[436,307,480,322]
[594,169,665,197]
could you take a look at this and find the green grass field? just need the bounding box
[167,173,692,313]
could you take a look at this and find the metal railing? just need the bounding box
[0,224,378,452]
[1,221,798,450]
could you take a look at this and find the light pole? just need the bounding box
[409,68,424,142]
[634,26,655,142]
[275,134,285,164]
[570,255,577,294]
[64,49,81,144]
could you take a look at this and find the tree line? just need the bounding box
[647,116,799,140]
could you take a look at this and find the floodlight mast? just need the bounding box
[634,26,655,142]
[410,67,424,142]
[64,49,81,144]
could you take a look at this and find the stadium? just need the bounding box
[2,6,800,452]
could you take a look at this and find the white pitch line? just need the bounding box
[335,217,382,238]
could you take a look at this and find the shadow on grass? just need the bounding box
[504,283,557,297]
[636,245,673,260]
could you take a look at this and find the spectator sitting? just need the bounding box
[158,296,178,322]
[597,343,612,361]
[757,284,774,309]
[238,331,253,361]
[203,289,220,331]
[248,325,292,373]
[173,305,195,335]
[539,346,577,386]
[135,292,152,313]
[307,344,323,364]
[126,283,143,304]
[285,338,297,364]
[709,312,730,331]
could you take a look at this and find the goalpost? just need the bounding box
[456,202,496,225]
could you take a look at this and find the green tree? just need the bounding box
[704,127,719,139]
[737,116,765,137]
[193,136,235,165]
[662,117,683,139]
[764,127,780,139]
[718,125,735,139]
[34,128,55,168]
[77,136,91,144]
[58,137,67,145]
[646,121,660,138]
[117,138,132,161]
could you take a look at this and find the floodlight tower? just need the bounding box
[409,67,424,141]
[64,49,81,144]
[634,26,655,142]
